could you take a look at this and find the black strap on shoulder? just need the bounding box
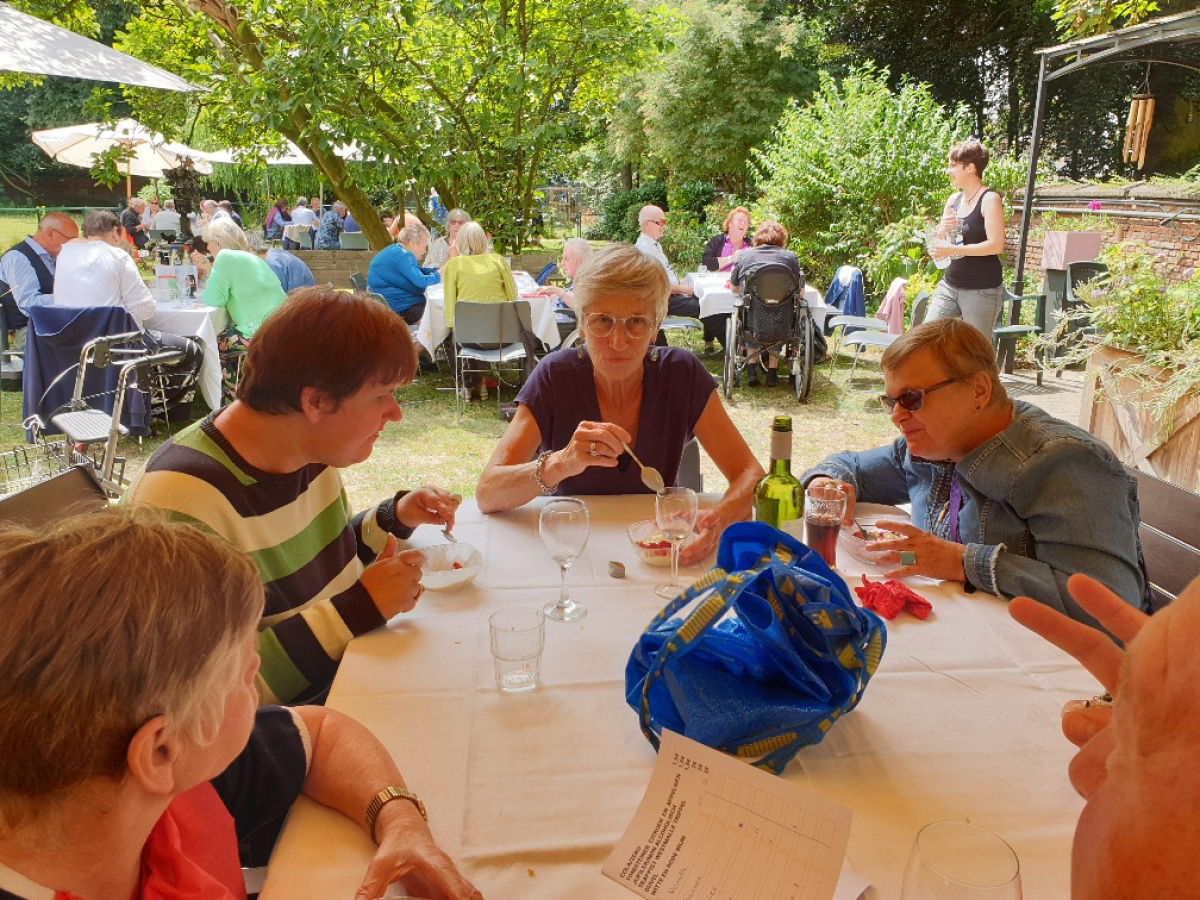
[8,240,55,294]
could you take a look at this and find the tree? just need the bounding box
[115,0,662,250]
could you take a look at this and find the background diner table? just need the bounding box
[143,286,229,410]
[415,271,562,358]
[684,272,832,333]
[261,495,1093,899]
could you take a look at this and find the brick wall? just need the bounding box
[294,249,560,288]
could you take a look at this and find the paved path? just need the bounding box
[1002,369,1086,425]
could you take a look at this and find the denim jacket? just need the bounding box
[803,401,1147,629]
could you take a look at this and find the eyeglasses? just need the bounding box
[878,378,958,412]
[583,312,656,340]
[648,219,666,226]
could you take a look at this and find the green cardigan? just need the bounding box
[203,248,287,337]
[443,252,518,327]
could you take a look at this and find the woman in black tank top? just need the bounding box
[928,140,1007,336]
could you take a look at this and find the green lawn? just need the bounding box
[2,339,899,509]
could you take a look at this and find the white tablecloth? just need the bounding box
[144,298,229,410]
[261,495,1092,900]
[685,273,832,331]
[415,271,561,357]
[282,223,314,245]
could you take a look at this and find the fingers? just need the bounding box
[1067,725,1116,800]
[1067,573,1148,645]
[1062,700,1113,748]
[1009,596,1123,692]
[376,533,398,561]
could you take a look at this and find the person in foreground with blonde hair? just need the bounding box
[0,510,481,900]
[802,318,1149,628]
[476,244,762,565]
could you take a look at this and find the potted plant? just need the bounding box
[1048,242,1200,490]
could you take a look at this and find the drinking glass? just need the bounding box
[655,487,698,599]
[489,607,545,692]
[900,821,1022,900]
[804,482,847,568]
[539,498,589,621]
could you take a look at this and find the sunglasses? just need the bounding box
[878,378,958,412]
[583,312,656,341]
[648,219,665,226]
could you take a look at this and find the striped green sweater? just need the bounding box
[123,414,413,704]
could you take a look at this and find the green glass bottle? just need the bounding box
[754,416,803,529]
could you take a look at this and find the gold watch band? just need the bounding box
[365,786,427,843]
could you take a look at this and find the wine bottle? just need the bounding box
[754,416,802,529]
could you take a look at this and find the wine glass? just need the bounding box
[655,487,698,599]
[901,821,1022,899]
[539,498,589,622]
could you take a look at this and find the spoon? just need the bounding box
[442,492,463,543]
[851,515,872,542]
[620,440,665,493]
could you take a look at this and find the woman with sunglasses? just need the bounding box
[803,319,1149,629]
[476,244,763,565]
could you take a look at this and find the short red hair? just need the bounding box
[237,288,417,413]
[723,206,752,233]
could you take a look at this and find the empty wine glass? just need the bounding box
[900,821,1022,900]
[539,498,589,622]
[655,487,698,599]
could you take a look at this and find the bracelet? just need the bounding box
[532,450,557,495]
[365,786,427,843]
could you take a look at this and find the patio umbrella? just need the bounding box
[0,2,201,92]
[31,118,212,202]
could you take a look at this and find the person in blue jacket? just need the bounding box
[367,221,441,325]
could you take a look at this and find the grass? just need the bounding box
[2,337,900,510]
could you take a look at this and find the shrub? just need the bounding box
[596,181,668,242]
[660,208,709,273]
[753,66,971,287]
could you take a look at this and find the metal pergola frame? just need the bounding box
[1014,9,1200,293]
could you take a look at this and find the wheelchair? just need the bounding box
[723,263,817,402]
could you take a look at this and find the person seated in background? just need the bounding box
[215,200,242,227]
[476,245,763,565]
[381,210,396,232]
[124,289,461,705]
[0,510,482,900]
[151,198,182,233]
[803,318,1149,629]
[1010,572,1200,899]
[263,196,292,240]
[344,209,360,233]
[368,220,441,325]
[0,211,78,341]
[442,221,517,329]
[633,206,700,341]
[195,198,218,230]
[289,196,317,228]
[537,236,591,342]
[425,208,471,268]
[141,196,161,226]
[54,209,156,327]
[190,217,287,401]
[122,198,149,249]
[701,206,751,273]
[315,200,348,250]
[244,229,316,293]
[729,219,805,387]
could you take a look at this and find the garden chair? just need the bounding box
[339,231,369,250]
[452,300,534,419]
[993,287,1046,385]
[1128,466,1200,612]
[535,263,557,285]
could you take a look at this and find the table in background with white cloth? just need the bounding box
[261,495,1092,900]
[415,271,560,358]
[144,297,229,410]
[685,272,832,332]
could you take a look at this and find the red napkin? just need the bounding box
[855,574,932,620]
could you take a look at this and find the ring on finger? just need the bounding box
[899,550,917,566]
[588,441,598,457]
[414,584,425,601]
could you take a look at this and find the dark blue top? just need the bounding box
[367,243,441,314]
[265,248,316,293]
[516,346,717,495]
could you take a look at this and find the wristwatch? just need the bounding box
[365,786,427,843]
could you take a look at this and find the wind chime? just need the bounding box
[1123,66,1154,170]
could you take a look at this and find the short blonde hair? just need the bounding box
[205,216,249,251]
[455,221,488,256]
[573,243,669,321]
[0,510,263,824]
[881,318,1007,406]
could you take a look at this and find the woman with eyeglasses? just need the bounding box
[803,319,1149,629]
[476,244,763,565]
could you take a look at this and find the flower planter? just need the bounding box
[1042,231,1103,270]
[1082,345,1200,491]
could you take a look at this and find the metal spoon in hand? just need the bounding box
[442,492,463,543]
[620,440,665,493]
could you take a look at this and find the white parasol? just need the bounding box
[31,118,212,201]
[0,2,201,92]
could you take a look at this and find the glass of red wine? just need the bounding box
[804,482,847,568]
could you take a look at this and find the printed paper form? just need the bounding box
[603,730,853,900]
